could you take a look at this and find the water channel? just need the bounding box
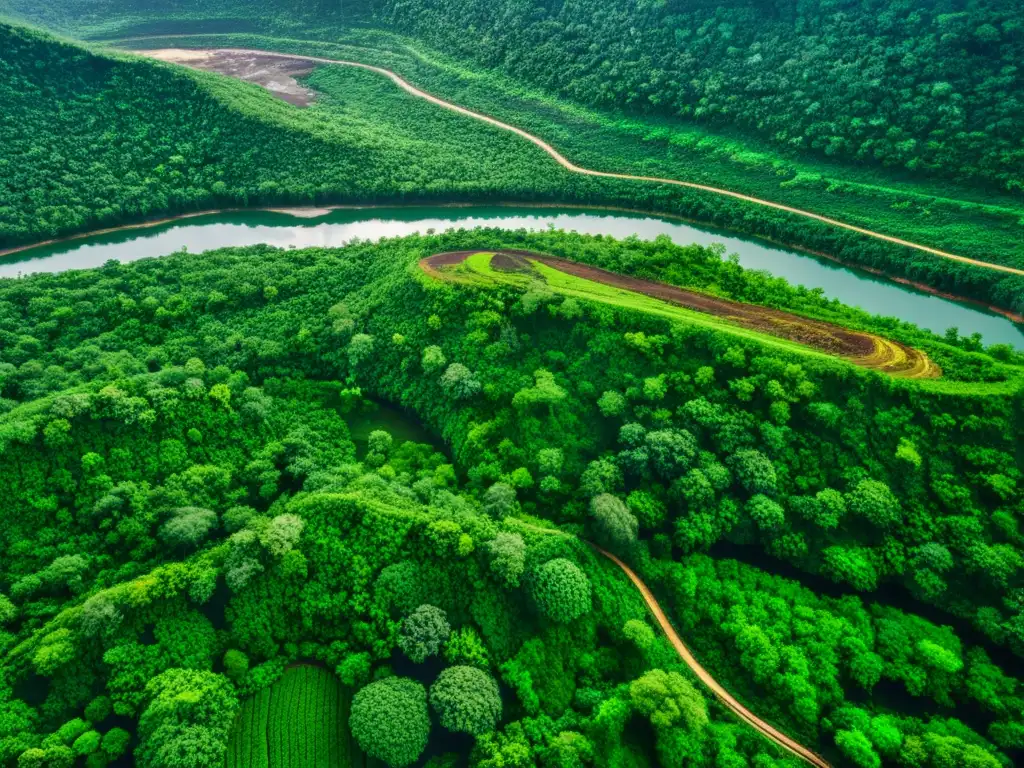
[3,205,1021,347]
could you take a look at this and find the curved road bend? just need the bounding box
[509,517,832,768]
[592,545,832,768]
[134,45,1024,279]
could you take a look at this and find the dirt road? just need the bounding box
[508,516,832,768]
[591,544,832,768]
[424,250,940,378]
[127,45,1024,280]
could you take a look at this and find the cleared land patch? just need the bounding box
[136,48,317,106]
[423,250,940,379]
[225,665,367,768]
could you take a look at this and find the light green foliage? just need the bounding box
[529,559,592,623]
[896,438,923,469]
[626,490,666,530]
[445,627,490,668]
[512,369,567,412]
[0,594,17,625]
[629,670,708,731]
[846,479,903,530]
[597,391,626,418]
[72,731,101,755]
[540,730,594,768]
[834,730,881,768]
[623,620,655,652]
[430,666,502,735]
[422,345,447,373]
[137,669,238,768]
[350,677,430,767]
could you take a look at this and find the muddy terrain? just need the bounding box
[136,49,318,107]
[423,250,940,378]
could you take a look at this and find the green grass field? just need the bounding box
[457,252,836,361]
[226,665,369,768]
[432,252,1024,396]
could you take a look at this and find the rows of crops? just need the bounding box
[226,665,363,768]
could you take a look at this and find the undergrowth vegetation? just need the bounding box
[1,5,1023,768]
[1,228,1022,767]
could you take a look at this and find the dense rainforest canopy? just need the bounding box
[1,227,1023,768]
[373,0,1024,191]
[1,3,1023,768]
[11,0,1020,190]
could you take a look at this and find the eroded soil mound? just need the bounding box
[136,49,317,106]
[422,250,940,378]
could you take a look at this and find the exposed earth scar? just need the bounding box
[139,48,318,106]
[423,250,941,378]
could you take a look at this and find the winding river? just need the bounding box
[2,205,1022,348]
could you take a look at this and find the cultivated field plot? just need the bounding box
[226,665,367,768]
[423,250,940,379]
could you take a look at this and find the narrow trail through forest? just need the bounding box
[509,517,831,768]
[591,544,833,768]
[129,45,1024,279]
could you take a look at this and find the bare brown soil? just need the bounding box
[135,49,317,106]
[490,251,537,274]
[423,250,940,378]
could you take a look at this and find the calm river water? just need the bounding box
[2,205,1020,347]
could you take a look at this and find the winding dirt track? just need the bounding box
[512,515,832,768]
[132,46,1024,279]
[424,250,940,377]
[591,544,832,768]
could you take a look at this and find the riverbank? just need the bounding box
[3,205,1021,350]
[3,200,1021,331]
[129,46,1024,279]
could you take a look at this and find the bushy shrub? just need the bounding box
[529,559,591,623]
[430,666,502,735]
[398,605,451,663]
[350,677,430,767]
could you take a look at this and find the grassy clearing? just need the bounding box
[226,665,364,768]
[434,251,1024,396]
[456,251,882,363]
